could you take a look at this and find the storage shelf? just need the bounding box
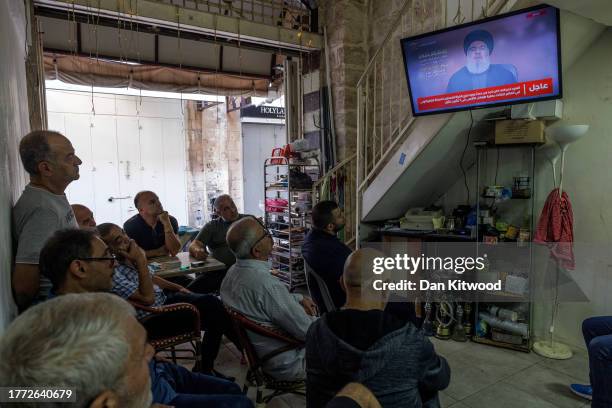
[471,336,530,353]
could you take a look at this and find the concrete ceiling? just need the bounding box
[546,0,612,26]
[515,0,612,26]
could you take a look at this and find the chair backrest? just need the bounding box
[304,261,337,314]
[225,306,304,371]
[135,302,201,349]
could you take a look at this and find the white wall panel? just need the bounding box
[47,90,188,228]
[0,0,30,330]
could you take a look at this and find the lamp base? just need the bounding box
[533,340,573,360]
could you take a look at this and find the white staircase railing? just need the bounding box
[355,0,514,245]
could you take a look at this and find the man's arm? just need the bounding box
[159,213,181,256]
[418,337,451,401]
[145,246,169,258]
[188,239,209,260]
[12,264,40,310]
[152,275,186,292]
[13,207,60,309]
[189,223,212,260]
[120,241,156,305]
[267,283,316,340]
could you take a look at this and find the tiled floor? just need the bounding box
[188,337,591,407]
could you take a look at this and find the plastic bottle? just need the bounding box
[195,209,203,228]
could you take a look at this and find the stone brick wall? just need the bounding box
[319,0,444,163]
[184,101,243,226]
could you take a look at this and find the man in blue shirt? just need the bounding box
[302,201,353,310]
[38,228,252,408]
[124,190,182,258]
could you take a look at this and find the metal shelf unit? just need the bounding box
[472,143,537,352]
[264,157,320,291]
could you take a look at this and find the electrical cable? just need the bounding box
[459,110,474,205]
[494,147,500,185]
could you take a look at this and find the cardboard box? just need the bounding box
[495,120,545,144]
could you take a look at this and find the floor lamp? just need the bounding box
[533,124,588,360]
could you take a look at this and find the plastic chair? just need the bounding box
[304,261,337,314]
[225,306,305,405]
[132,302,203,370]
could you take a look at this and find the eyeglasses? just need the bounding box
[247,216,272,252]
[77,254,117,267]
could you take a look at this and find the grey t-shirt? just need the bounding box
[13,185,78,300]
[195,214,247,267]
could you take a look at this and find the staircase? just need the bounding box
[354,0,517,243]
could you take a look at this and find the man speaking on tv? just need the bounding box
[446,29,517,93]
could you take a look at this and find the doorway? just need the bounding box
[241,123,286,216]
[46,89,189,226]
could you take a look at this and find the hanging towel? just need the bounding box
[534,188,575,270]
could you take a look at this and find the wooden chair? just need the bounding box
[225,306,305,405]
[132,302,203,370]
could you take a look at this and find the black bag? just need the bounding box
[289,168,313,189]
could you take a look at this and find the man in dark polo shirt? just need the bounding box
[189,194,246,268]
[302,200,352,310]
[123,191,181,258]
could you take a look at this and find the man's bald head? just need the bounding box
[342,248,386,308]
[226,216,271,260]
[214,194,239,222]
[71,204,96,229]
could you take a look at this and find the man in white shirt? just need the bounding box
[220,216,317,380]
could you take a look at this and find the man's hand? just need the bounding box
[300,297,318,316]
[191,246,208,260]
[178,287,192,294]
[158,211,172,228]
[119,239,147,267]
[189,241,208,261]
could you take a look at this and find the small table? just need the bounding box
[152,252,225,278]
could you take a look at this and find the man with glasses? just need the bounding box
[446,29,517,93]
[95,223,241,379]
[37,230,253,408]
[221,216,317,381]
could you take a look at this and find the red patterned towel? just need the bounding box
[534,188,575,270]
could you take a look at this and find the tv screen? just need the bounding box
[400,5,561,116]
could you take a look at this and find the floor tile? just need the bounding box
[461,381,561,408]
[440,391,458,408]
[538,349,589,383]
[504,364,587,408]
[430,337,472,357]
[443,343,535,400]
[448,403,471,408]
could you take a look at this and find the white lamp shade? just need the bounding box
[545,125,589,148]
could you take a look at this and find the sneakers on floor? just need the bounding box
[570,384,592,400]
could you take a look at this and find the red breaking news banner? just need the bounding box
[417,78,554,111]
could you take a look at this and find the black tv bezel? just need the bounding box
[400,4,562,117]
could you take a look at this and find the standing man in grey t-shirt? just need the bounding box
[12,130,82,310]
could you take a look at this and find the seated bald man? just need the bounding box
[0,293,155,408]
[124,190,181,258]
[220,216,317,381]
[71,204,97,229]
[306,249,450,408]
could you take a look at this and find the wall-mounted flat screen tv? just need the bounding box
[400,4,561,116]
